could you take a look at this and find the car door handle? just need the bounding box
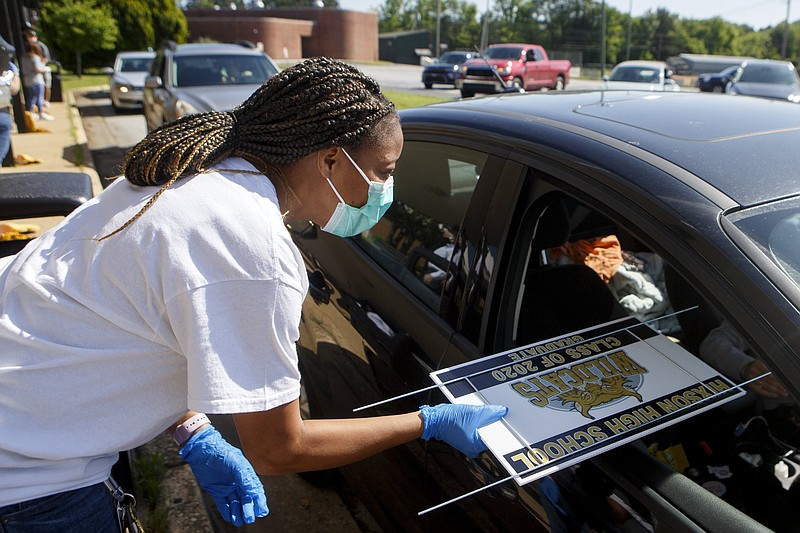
[307,269,331,305]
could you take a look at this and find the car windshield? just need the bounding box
[739,64,799,84]
[119,57,153,73]
[609,66,661,83]
[726,197,800,289]
[438,52,469,64]
[173,54,278,87]
[484,47,523,60]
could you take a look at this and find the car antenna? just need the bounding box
[473,45,523,94]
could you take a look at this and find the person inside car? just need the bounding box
[0,57,507,531]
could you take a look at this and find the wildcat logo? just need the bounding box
[559,375,642,419]
[511,350,647,418]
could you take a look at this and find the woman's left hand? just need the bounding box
[179,426,270,526]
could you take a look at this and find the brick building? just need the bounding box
[184,8,379,62]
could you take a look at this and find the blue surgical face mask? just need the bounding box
[321,148,394,238]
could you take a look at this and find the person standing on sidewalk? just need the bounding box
[19,41,53,121]
[0,36,20,162]
[23,29,51,109]
[0,57,507,530]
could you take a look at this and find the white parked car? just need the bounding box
[106,51,155,111]
[602,60,680,92]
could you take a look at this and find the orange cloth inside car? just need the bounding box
[549,235,623,283]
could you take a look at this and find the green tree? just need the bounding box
[103,0,155,53]
[150,0,189,47]
[734,29,773,58]
[379,0,482,53]
[39,0,120,75]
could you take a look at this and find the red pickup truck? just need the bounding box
[455,43,571,97]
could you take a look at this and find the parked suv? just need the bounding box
[142,42,279,131]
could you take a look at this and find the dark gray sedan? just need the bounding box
[726,59,800,102]
[292,90,800,532]
[142,42,279,132]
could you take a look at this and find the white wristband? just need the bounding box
[173,413,211,447]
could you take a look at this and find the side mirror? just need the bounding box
[144,76,162,89]
[101,66,114,76]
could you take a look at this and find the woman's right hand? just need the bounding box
[419,404,508,458]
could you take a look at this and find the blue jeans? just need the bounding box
[25,83,45,115]
[0,111,11,162]
[0,483,119,533]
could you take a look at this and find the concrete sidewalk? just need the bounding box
[3,91,103,196]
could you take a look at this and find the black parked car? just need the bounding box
[292,90,800,532]
[422,51,479,89]
[697,64,738,92]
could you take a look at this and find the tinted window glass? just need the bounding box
[727,197,800,289]
[354,141,488,310]
[119,57,153,73]
[173,54,277,87]
[495,177,798,531]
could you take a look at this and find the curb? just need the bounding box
[66,88,105,196]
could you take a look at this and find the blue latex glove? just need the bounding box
[179,426,269,526]
[419,404,508,458]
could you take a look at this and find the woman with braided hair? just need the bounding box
[0,57,506,530]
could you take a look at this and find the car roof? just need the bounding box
[116,51,155,58]
[741,59,794,67]
[170,43,264,56]
[612,60,666,69]
[400,91,800,207]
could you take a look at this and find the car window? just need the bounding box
[172,54,278,87]
[726,196,800,290]
[484,47,523,60]
[610,66,660,83]
[440,52,467,64]
[739,63,799,84]
[118,57,153,73]
[491,174,799,532]
[354,141,488,311]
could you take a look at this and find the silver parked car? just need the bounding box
[726,59,800,102]
[107,51,155,111]
[602,60,680,92]
[143,42,279,132]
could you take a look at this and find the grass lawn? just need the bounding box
[60,73,109,93]
[383,89,453,109]
[57,73,450,109]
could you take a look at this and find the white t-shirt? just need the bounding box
[0,157,307,506]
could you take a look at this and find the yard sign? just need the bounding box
[430,316,745,485]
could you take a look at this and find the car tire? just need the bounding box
[554,75,565,91]
[712,86,723,93]
[512,77,524,89]
[424,82,433,89]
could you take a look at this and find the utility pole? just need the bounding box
[435,0,441,58]
[480,0,490,51]
[626,0,632,60]
[601,0,607,78]
[781,0,792,59]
